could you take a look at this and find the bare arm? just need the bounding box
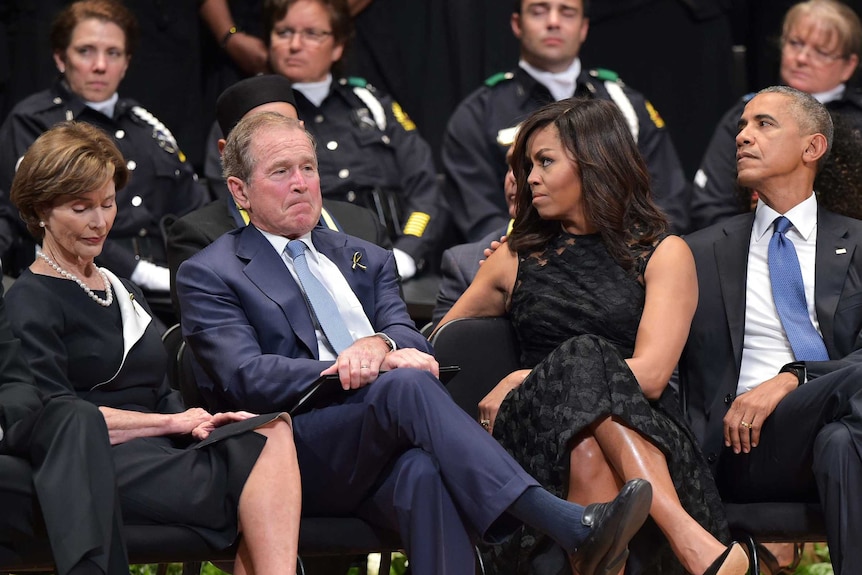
[434,243,518,334]
[98,406,212,445]
[626,236,698,399]
[199,0,268,75]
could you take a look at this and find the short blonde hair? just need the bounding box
[783,0,862,59]
[11,122,128,239]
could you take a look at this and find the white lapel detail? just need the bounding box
[91,269,152,388]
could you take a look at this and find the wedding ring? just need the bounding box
[360,365,370,369]
[480,419,491,430]
[740,421,752,429]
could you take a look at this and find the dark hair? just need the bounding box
[263,0,353,47]
[11,122,128,239]
[50,0,139,56]
[508,98,667,270]
[513,0,590,17]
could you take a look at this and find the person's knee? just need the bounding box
[256,417,296,456]
[371,368,445,403]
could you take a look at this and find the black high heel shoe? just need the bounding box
[704,542,748,575]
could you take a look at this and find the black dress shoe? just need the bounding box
[570,478,653,575]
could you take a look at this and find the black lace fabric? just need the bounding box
[487,231,728,575]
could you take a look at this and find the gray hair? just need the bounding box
[222,112,316,183]
[759,85,834,170]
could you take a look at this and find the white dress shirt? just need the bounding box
[260,230,374,360]
[738,194,821,394]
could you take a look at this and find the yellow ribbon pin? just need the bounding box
[352,252,367,270]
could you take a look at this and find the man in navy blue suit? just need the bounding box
[176,111,653,575]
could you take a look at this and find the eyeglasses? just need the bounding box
[273,27,334,44]
[783,37,848,66]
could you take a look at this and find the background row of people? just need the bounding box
[2,0,861,297]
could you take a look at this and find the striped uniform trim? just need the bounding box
[402,212,431,237]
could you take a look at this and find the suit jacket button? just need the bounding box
[707,453,717,463]
[724,393,734,404]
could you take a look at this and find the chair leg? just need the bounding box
[156,564,168,575]
[181,561,202,575]
[473,545,486,575]
[379,552,392,574]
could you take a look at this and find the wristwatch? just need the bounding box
[779,361,806,387]
[375,332,396,352]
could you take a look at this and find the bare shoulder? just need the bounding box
[646,235,695,276]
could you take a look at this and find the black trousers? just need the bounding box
[0,396,128,575]
[717,362,862,575]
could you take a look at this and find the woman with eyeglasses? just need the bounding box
[229,0,445,281]
[690,0,862,231]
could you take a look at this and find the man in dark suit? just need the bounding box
[166,74,390,311]
[679,86,862,575]
[176,111,653,575]
[0,282,127,575]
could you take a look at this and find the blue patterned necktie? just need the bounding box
[286,240,354,354]
[767,216,829,361]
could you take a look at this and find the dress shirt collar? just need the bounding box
[811,83,845,104]
[258,229,317,259]
[519,58,581,102]
[84,91,119,118]
[752,192,818,242]
[293,74,333,108]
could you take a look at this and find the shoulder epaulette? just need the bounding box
[485,72,514,87]
[346,76,370,89]
[590,68,620,82]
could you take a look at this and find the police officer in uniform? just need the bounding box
[443,0,691,242]
[691,0,862,232]
[0,0,207,291]
[250,0,446,279]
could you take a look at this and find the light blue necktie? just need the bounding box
[286,240,354,354]
[768,216,829,361]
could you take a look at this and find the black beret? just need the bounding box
[216,74,297,136]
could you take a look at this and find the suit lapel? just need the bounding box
[714,214,755,368]
[236,226,319,358]
[312,229,376,311]
[814,208,854,356]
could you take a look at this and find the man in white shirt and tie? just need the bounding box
[680,85,862,575]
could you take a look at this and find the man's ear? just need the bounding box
[804,133,828,165]
[227,176,250,209]
[218,139,226,154]
[511,12,522,40]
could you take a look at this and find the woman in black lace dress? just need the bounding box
[437,99,745,575]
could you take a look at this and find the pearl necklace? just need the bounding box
[36,250,113,307]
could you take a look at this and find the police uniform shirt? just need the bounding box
[442,66,692,241]
[0,80,208,277]
[292,77,446,269]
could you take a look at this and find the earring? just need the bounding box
[39,221,45,228]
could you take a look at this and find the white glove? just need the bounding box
[131,260,170,292]
[392,248,417,280]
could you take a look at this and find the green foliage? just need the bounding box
[792,543,832,575]
[130,563,227,575]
